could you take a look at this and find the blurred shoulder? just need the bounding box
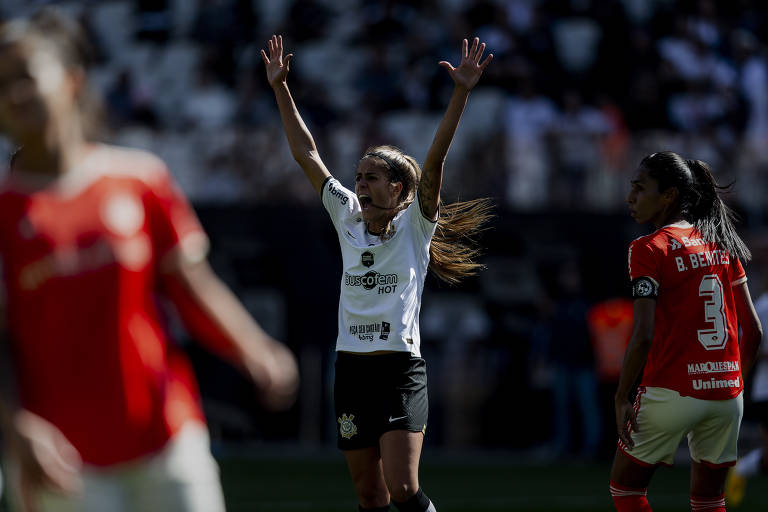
[95,144,172,187]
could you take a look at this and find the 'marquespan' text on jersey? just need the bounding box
[628,221,747,400]
[321,177,437,356]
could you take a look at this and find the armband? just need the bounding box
[631,277,658,299]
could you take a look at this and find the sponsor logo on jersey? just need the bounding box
[670,238,682,250]
[361,251,374,268]
[682,236,706,247]
[344,270,398,294]
[338,413,358,439]
[691,377,740,390]
[328,182,348,205]
[349,322,388,342]
[687,361,739,375]
[380,321,390,340]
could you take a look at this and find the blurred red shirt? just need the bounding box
[0,145,208,466]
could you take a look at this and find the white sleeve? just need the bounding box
[400,192,438,244]
[321,177,360,229]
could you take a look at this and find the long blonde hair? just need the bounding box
[361,145,494,284]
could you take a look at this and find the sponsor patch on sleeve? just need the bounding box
[631,276,658,299]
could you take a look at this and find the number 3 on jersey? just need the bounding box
[697,274,728,350]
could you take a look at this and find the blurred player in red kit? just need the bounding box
[0,8,298,512]
[609,151,762,512]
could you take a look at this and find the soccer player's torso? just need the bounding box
[0,145,204,465]
[322,178,435,356]
[630,223,745,399]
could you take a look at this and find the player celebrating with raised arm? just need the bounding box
[0,9,298,512]
[263,35,493,512]
[610,151,762,512]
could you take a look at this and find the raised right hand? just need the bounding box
[261,34,293,88]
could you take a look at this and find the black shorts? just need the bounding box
[334,351,428,450]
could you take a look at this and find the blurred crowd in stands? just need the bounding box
[2,0,768,218]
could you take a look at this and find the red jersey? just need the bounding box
[0,145,208,466]
[628,221,747,400]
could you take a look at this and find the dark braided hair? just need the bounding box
[639,151,751,262]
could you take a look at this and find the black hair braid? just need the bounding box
[686,159,751,262]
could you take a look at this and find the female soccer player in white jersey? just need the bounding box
[610,151,762,512]
[263,34,493,512]
[0,9,298,512]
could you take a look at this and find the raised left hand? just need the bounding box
[439,37,493,91]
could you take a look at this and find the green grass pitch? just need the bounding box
[219,451,768,512]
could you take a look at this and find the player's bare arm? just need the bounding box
[419,37,492,221]
[165,258,299,410]
[614,297,656,449]
[262,34,331,195]
[734,282,762,379]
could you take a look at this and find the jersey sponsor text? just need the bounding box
[687,361,739,375]
[691,377,740,390]
[344,271,399,294]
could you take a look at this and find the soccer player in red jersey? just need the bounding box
[609,151,762,512]
[0,9,298,512]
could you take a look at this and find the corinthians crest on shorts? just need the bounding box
[338,413,358,439]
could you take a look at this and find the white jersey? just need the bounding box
[321,177,436,356]
[751,293,768,401]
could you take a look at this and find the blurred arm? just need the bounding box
[162,258,299,410]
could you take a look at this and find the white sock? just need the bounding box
[736,448,763,477]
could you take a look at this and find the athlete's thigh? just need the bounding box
[687,393,742,467]
[610,448,657,489]
[380,429,423,492]
[130,422,225,512]
[344,445,389,505]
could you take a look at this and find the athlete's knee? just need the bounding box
[387,481,418,503]
[610,481,652,512]
[690,493,725,512]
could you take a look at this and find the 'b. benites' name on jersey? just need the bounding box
[672,240,730,273]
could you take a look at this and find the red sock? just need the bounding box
[690,493,725,512]
[610,481,652,512]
